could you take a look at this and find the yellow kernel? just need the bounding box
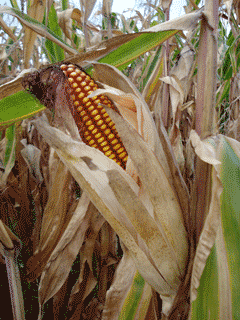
[72,83,78,88]
[103,146,110,152]
[100,95,105,99]
[95,120,103,126]
[74,101,79,106]
[78,92,84,99]
[63,70,67,76]
[101,141,107,147]
[80,111,86,116]
[89,81,95,86]
[106,117,111,122]
[107,104,112,108]
[117,161,121,166]
[77,106,83,111]
[86,120,92,126]
[100,108,106,113]
[88,105,94,111]
[75,88,81,92]
[119,152,127,158]
[108,133,114,139]
[95,99,100,104]
[83,97,89,103]
[94,115,101,121]
[86,102,91,107]
[81,81,87,87]
[98,137,105,143]
[97,120,106,129]
[92,144,97,148]
[85,75,91,81]
[112,125,116,130]
[75,68,81,74]
[84,130,89,135]
[105,150,112,157]
[111,139,118,145]
[117,147,124,154]
[92,129,98,135]
[68,69,74,74]
[83,116,89,122]
[109,121,114,126]
[113,144,121,150]
[88,90,93,95]
[91,110,98,116]
[123,156,128,162]
[103,100,108,104]
[68,64,74,68]
[60,64,67,70]
[92,96,97,100]
[89,125,94,131]
[84,86,91,91]
[95,133,101,139]
[89,140,95,145]
[104,129,111,135]
[103,113,108,118]
[109,154,116,159]
[70,72,77,77]
[77,76,82,82]
[85,135,91,140]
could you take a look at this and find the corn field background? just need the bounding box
[0,0,240,319]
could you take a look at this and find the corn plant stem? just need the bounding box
[5,251,25,320]
[191,0,219,244]
[107,14,113,39]
[161,8,170,128]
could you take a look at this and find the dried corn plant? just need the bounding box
[1,0,240,320]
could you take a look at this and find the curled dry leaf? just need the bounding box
[26,159,72,281]
[20,138,43,184]
[190,130,221,165]
[24,0,46,68]
[58,8,100,43]
[38,192,91,313]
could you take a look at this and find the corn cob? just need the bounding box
[60,63,128,169]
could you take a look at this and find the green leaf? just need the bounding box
[4,124,16,167]
[220,139,240,319]
[191,244,219,320]
[119,271,145,320]
[0,91,45,128]
[45,4,65,63]
[216,79,230,108]
[141,45,162,91]
[99,30,178,70]
[10,0,19,10]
